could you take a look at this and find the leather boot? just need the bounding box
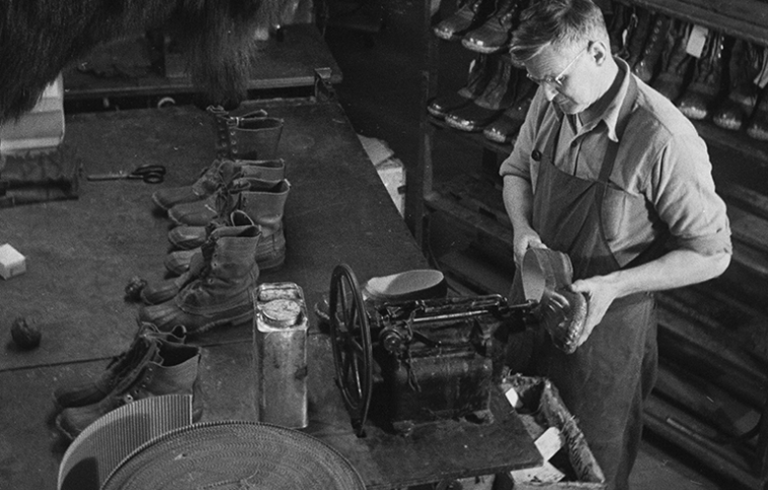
[713,39,762,131]
[167,159,286,239]
[237,178,290,271]
[677,31,727,120]
[52,323,186,409]
[432,0,497,41]
[632,14,672,83]
[445,58,527,132]
[225,115,283,161]
[427,55,496,119]
[208,105,268,159]
[151,159,235,212]
[652,20,696,102]
[747,85,768,141]
[55,339,202,440]
[461,0,525,54]
[143,211,254,305]
[624,8,654,69]
[164,179,291,276]
[483,92,533,144]
[166,157,285,226]
[607,2,633,60]
[138,217,261,334]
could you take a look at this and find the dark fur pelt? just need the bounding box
[0,0,283,123]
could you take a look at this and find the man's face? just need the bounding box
[524,42,599,115]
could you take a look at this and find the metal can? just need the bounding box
[253,282,309,428]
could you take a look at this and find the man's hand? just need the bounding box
[513,227,547,268]
[568,275,619,348]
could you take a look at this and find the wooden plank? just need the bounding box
[693,121,768,168]
[728,206,768,255]
[720,180,768,224]
[434,175,511,229]
[654,361,761,440]
[644,395,761,489]
[425,190,514,246]
[660,286,768,365]
[656,308,767,408]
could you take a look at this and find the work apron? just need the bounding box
[511,78,658,490]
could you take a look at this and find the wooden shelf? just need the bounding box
[427,114,513,156]
[617,0,768,48]
[64,24,342,100]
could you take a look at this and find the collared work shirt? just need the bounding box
[499,58,732,267]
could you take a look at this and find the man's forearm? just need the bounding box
[595,248,732,298]
[502,175,534,231]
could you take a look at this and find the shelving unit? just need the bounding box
[408,0,768,488]
[63,23,343,111]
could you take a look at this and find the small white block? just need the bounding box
[0,243,26,279]
[534,426,564,461]
[505,387,523,409]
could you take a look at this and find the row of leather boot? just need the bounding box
[608,2,768,139]
[138,105,291,335]
[52,106,294,441]
[427,53,536,143]
[53,323,202,440]
[433,0,530,54]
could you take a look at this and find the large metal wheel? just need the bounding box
[328,263,373,437]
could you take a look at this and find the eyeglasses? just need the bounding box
[526,47,587,87]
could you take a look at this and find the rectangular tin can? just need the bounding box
[253,282,309,428]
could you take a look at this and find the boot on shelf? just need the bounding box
[445,58,531,132]
[607,2,633,59]
[483,93,533,144]
[624,7,654,70]
[746,85,768,141]
[55,337,202,440]
[432,0,497,41]
[52,323,186,410]
[677,31,728,120]
[167,159,286,233]
[713,39,763,131]
[164,179,291,277]
[652,20,696,102]
[138,214,261,334]
[632,14,672,83]
[427,54,496,119]
[461,0,526,54]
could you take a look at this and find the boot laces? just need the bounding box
[104,336,152,386]
[213,177,250,218]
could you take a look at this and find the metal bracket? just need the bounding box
[314,67,336,101]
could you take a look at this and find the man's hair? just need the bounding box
[509,0,609,64]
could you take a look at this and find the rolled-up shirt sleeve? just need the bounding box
[646,133,732,256]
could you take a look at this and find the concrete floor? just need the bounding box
[320,0,755,488]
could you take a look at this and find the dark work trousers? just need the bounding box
[511,77,659,490]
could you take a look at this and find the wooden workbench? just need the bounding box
[0,98,540,489]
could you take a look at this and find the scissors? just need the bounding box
[87,164,167,184]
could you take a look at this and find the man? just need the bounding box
[500,1,732,488]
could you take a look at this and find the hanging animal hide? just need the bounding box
[0,0,284,123]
